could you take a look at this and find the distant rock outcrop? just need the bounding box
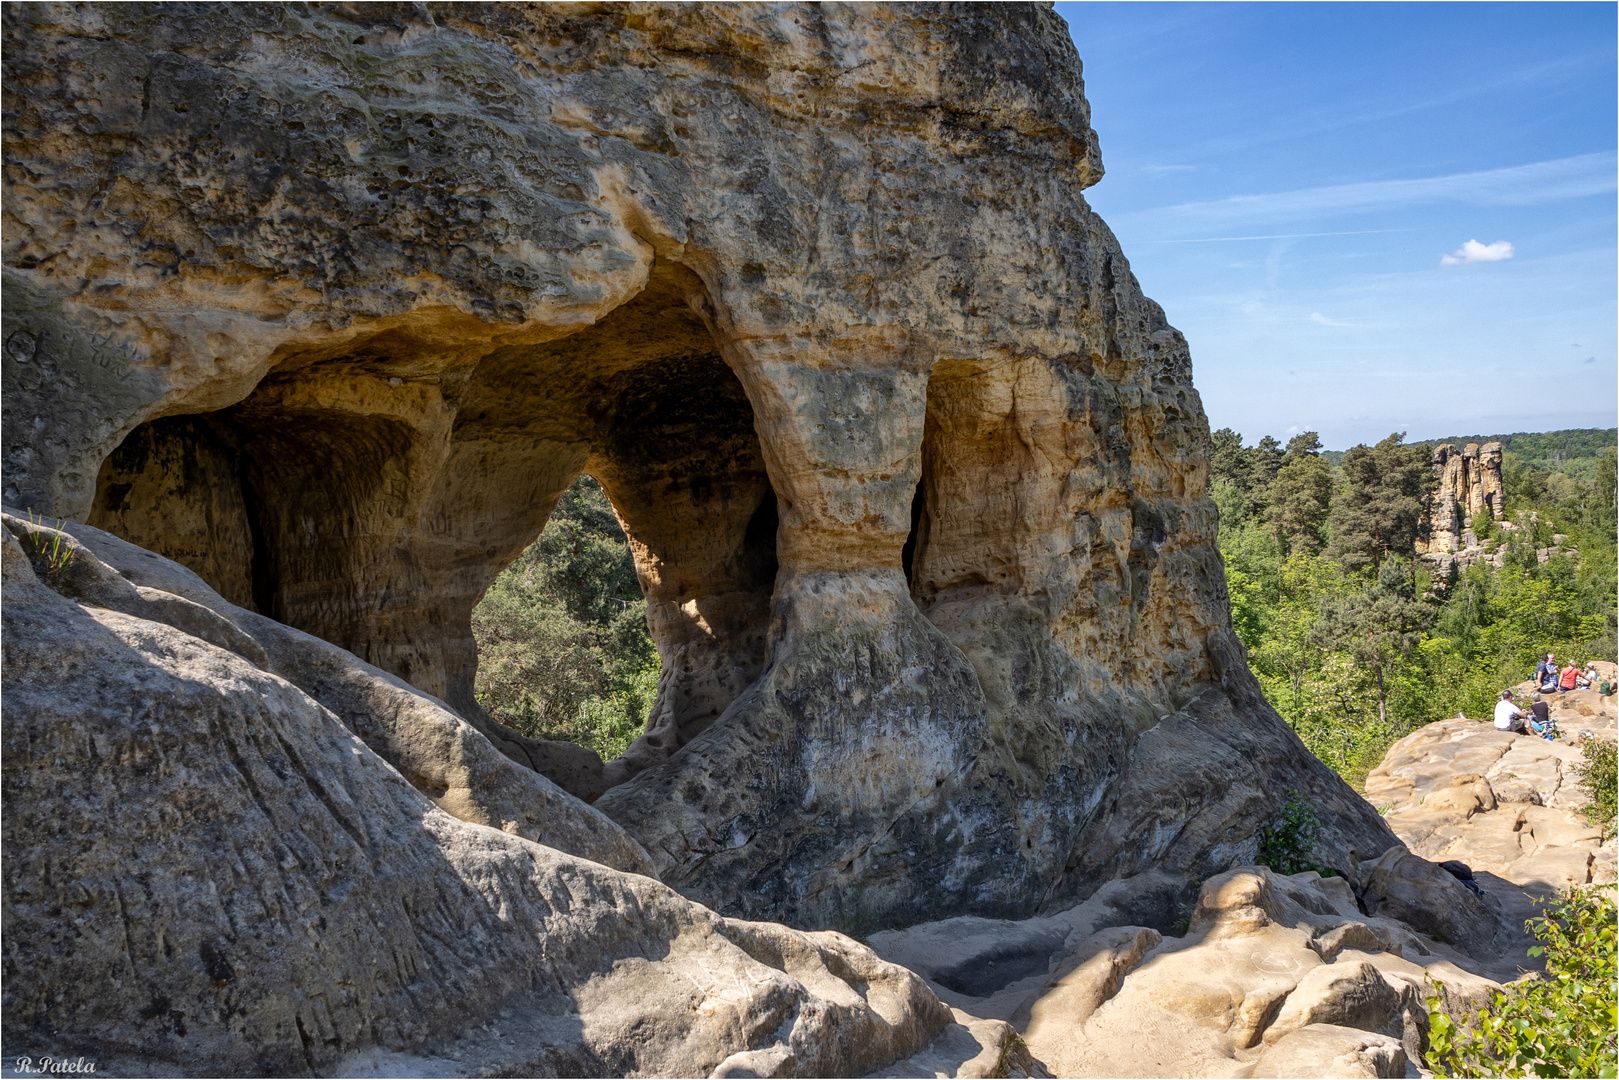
[1421,441,1504,561]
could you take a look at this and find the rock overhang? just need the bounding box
[2,1,1397,937]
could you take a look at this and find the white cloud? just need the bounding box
[1440,239,1515,266]
[1310,312,1352,326]
[1117,153,1615,236]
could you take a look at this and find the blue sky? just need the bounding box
[1052,2,1617,449]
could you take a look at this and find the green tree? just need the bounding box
[471,475,660,762]
[1248,434,1286,518]
[1311,560,1433,730]
[1210,427,1253,495]
[1267,432,1334,555]
[1327,432,1432,576]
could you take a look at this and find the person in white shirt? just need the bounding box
[1493,690,1525,733]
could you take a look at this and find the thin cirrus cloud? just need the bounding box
[1120,152,1616,237]
[1440,239,1515,266]
[1309,312,1353,327]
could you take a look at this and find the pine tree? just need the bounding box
[1267,432,1334,555]
[1310,560,1434,729]
[1210,427,1253,494]
[1326,432,1431,575]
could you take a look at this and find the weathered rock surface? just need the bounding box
[1365,711,1617,977]
[1247,1025,1408,1080]
[2,516,951,1076]
[1,1,1395,936]
[870,866,1507,1078]
[5,508,655,877]
[1420,441,1503,559]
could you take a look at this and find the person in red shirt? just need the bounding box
[1558,662,1580,692]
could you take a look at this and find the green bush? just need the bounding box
[1576,738,1617,840]
[1256,790,1337,877]
[1471,510,1498,543]
[1427,887,1617,1078]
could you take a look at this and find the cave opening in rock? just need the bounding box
[903,355,1067,631]
[86,261,780,799]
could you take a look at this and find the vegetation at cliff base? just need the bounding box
[1426,887,1617,1079]
[1213,427,1616,789]
[471,475,659,762]
[1576,737,1617,839]
[1255,789,1337,877]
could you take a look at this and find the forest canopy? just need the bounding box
[1214,426,1617,787]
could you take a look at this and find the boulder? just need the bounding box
[1358,847,1501,962]
[1262,961,1423,1062]
[1249,1024,1408,1079]
[1015,926,1162,1046]
[872,1009,1035,1080]
[1,524,951,1075]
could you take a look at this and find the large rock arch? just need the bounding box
[2,1,1395,936]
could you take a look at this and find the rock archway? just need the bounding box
[3,2,1399,939]
[87,261,778,800]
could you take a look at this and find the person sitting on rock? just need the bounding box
[1536,653,1559,692]
[1493,689,1526,733]
[1559,661,1581,693]
[1527,692,1554,737]
[1577,663,1598,690]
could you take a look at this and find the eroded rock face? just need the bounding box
[1421,441,1504,558]
[1,517,950,1075]
[2,2,1394,934]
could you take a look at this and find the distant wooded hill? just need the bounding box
[1322,428,1617,477]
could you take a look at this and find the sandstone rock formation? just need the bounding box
[1419,441,1505,571]
[871,865,1511,1078]
[1365,706,1618,969]
[1425,442,1505,551]
[3,513,952,1075]
[1,1,1398,941]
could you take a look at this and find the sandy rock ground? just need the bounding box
[1365,686,1616,973]
[871,866,1505,1079]
[872,698,1618,1080]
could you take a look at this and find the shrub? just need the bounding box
[1471,510,1497,544]
[1427,887,1617,1078]
[1576,738,1617,840]
[1256,790,1337,877]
